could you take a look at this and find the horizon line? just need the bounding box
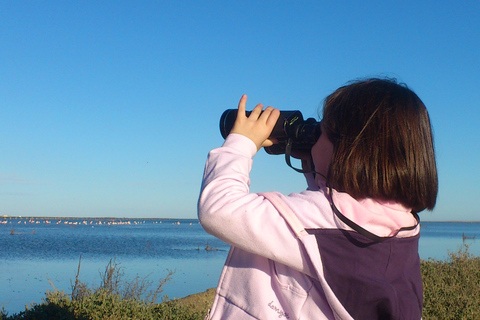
[1,215,479,223]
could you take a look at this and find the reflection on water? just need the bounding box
[0,218,479,314]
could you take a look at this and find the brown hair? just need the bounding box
[322,78,438,212]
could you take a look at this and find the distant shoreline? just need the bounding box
[1,215,479,223]
[0,216,196,220]
[0,216,199,223]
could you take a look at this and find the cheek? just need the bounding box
[311,136,334,176]
[311,140,320,159]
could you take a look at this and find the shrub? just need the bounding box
[8,289,206,320]
[421,244,480,319]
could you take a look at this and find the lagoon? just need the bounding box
[1,217,479,315]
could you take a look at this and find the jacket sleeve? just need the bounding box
[198,134,315,275]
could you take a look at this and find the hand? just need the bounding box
[230,95,280,151]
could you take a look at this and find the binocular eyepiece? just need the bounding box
[219,109,321,155]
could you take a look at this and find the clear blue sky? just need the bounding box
[1,1,479,221]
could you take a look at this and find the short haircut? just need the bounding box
[322,78,438,213]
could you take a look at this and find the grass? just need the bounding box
[1,245,479,320]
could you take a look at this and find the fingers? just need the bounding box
[259,108,280,148]
[262,107,280,128]
[237,94,247,117]
[250,102,264,118]
[262,138,275,148]
[238,95,278,125]
[231,95,280,151]
[248,104,279,124]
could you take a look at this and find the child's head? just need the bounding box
[321,78,438,213]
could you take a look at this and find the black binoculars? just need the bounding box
[219,109,321,155]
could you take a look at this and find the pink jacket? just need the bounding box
[198,134,423,319]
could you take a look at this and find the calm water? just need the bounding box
[1,217,479,315]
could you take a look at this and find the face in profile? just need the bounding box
[311,122,333,183]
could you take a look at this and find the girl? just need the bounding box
[198,78,438,319]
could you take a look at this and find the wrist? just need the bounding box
[224,134,258,158]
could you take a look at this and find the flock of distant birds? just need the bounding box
[2,217,199,238]
[3,217,220,251]
[1,217,196,226]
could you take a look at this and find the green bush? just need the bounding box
[4,289,206,320]
[421,244,480,320]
